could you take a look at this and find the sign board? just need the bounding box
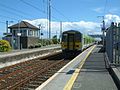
[17,33,21,36]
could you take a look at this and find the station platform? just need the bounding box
[71,45,117,90]
[0,44,60,57]
[0,44,60,68]
[36,45,118,90]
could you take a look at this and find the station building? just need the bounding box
[3,21,40,49]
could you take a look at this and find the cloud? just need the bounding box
[22,14,120,38]
[2,14,119,38]
[105,14,120,22]
[104,14,120,27]
[0,14,119,39]
[24,19,101,37]
[93,7,103,13]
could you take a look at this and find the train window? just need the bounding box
[62,34,67,42]
[69,34,74,42]
[76,34,81,41]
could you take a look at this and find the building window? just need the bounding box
[28,30,39,37]
[13,30,16,36]
[12,30,18,36]
[32,30,34,36]
[28,30,33,36]
[35,30,38,37]
[20,30,27,36]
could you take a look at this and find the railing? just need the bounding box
[106,22,120,65]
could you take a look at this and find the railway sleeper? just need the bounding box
[47,68,57,72]
[26,84,39,89]
[0,73,4,76]
[18,81,41,90]
[0,71,11,75]
[19,86,35,90]
[36,77,48,81]
[30,80,44,85]
[0,80,7,86]
[37,75,49,79]
[44,73,53,77]
[29,81,42,85]
[8,76,13,79]
[46,70,55,73]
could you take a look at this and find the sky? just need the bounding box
[0,0,120,39]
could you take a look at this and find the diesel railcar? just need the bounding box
[61,30,95,53]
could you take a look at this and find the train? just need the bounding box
[61,30,95,55]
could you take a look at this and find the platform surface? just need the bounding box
[72,45,117,90]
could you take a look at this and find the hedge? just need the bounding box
[0,40,11,52]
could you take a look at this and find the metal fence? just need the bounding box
[106,22,120,65]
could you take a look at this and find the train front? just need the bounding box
[61,30,82,55]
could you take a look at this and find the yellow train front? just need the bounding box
[61,30,82,55]
[61,30,95,57]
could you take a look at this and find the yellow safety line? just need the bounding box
[64,45,96,90]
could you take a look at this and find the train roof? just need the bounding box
[63,30,82,34]
[62,30,95,40]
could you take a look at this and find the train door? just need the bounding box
[68,34,75,50]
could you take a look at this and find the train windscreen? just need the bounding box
[75,33,81,42]
[62,34,67,42]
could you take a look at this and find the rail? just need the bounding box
[0,52,73,90]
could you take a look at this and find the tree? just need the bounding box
[52,35,59,44]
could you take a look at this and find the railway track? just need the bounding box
[0,52,76,90]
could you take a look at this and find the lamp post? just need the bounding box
[38,24,41,39]
[17,21,21,50]
[48,0,51,44]
[38,24,45,46]
[17,33,21,50]
[6,21,14,33]
[97,16,106,47]
[40,26,45,46]
[5,21,14,49]
[6,21,8,33]
[60,21,62,43]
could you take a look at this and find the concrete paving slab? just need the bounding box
[72,45,118,90]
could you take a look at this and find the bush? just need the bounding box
[52,35,59,44]
[28,45,34,49]
[39,39,52,46]
[35,43,41,48]
[37,43,42,47]
[0,40,11,52]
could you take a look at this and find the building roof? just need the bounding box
[8,21,39,30]
[63,30,82,34]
